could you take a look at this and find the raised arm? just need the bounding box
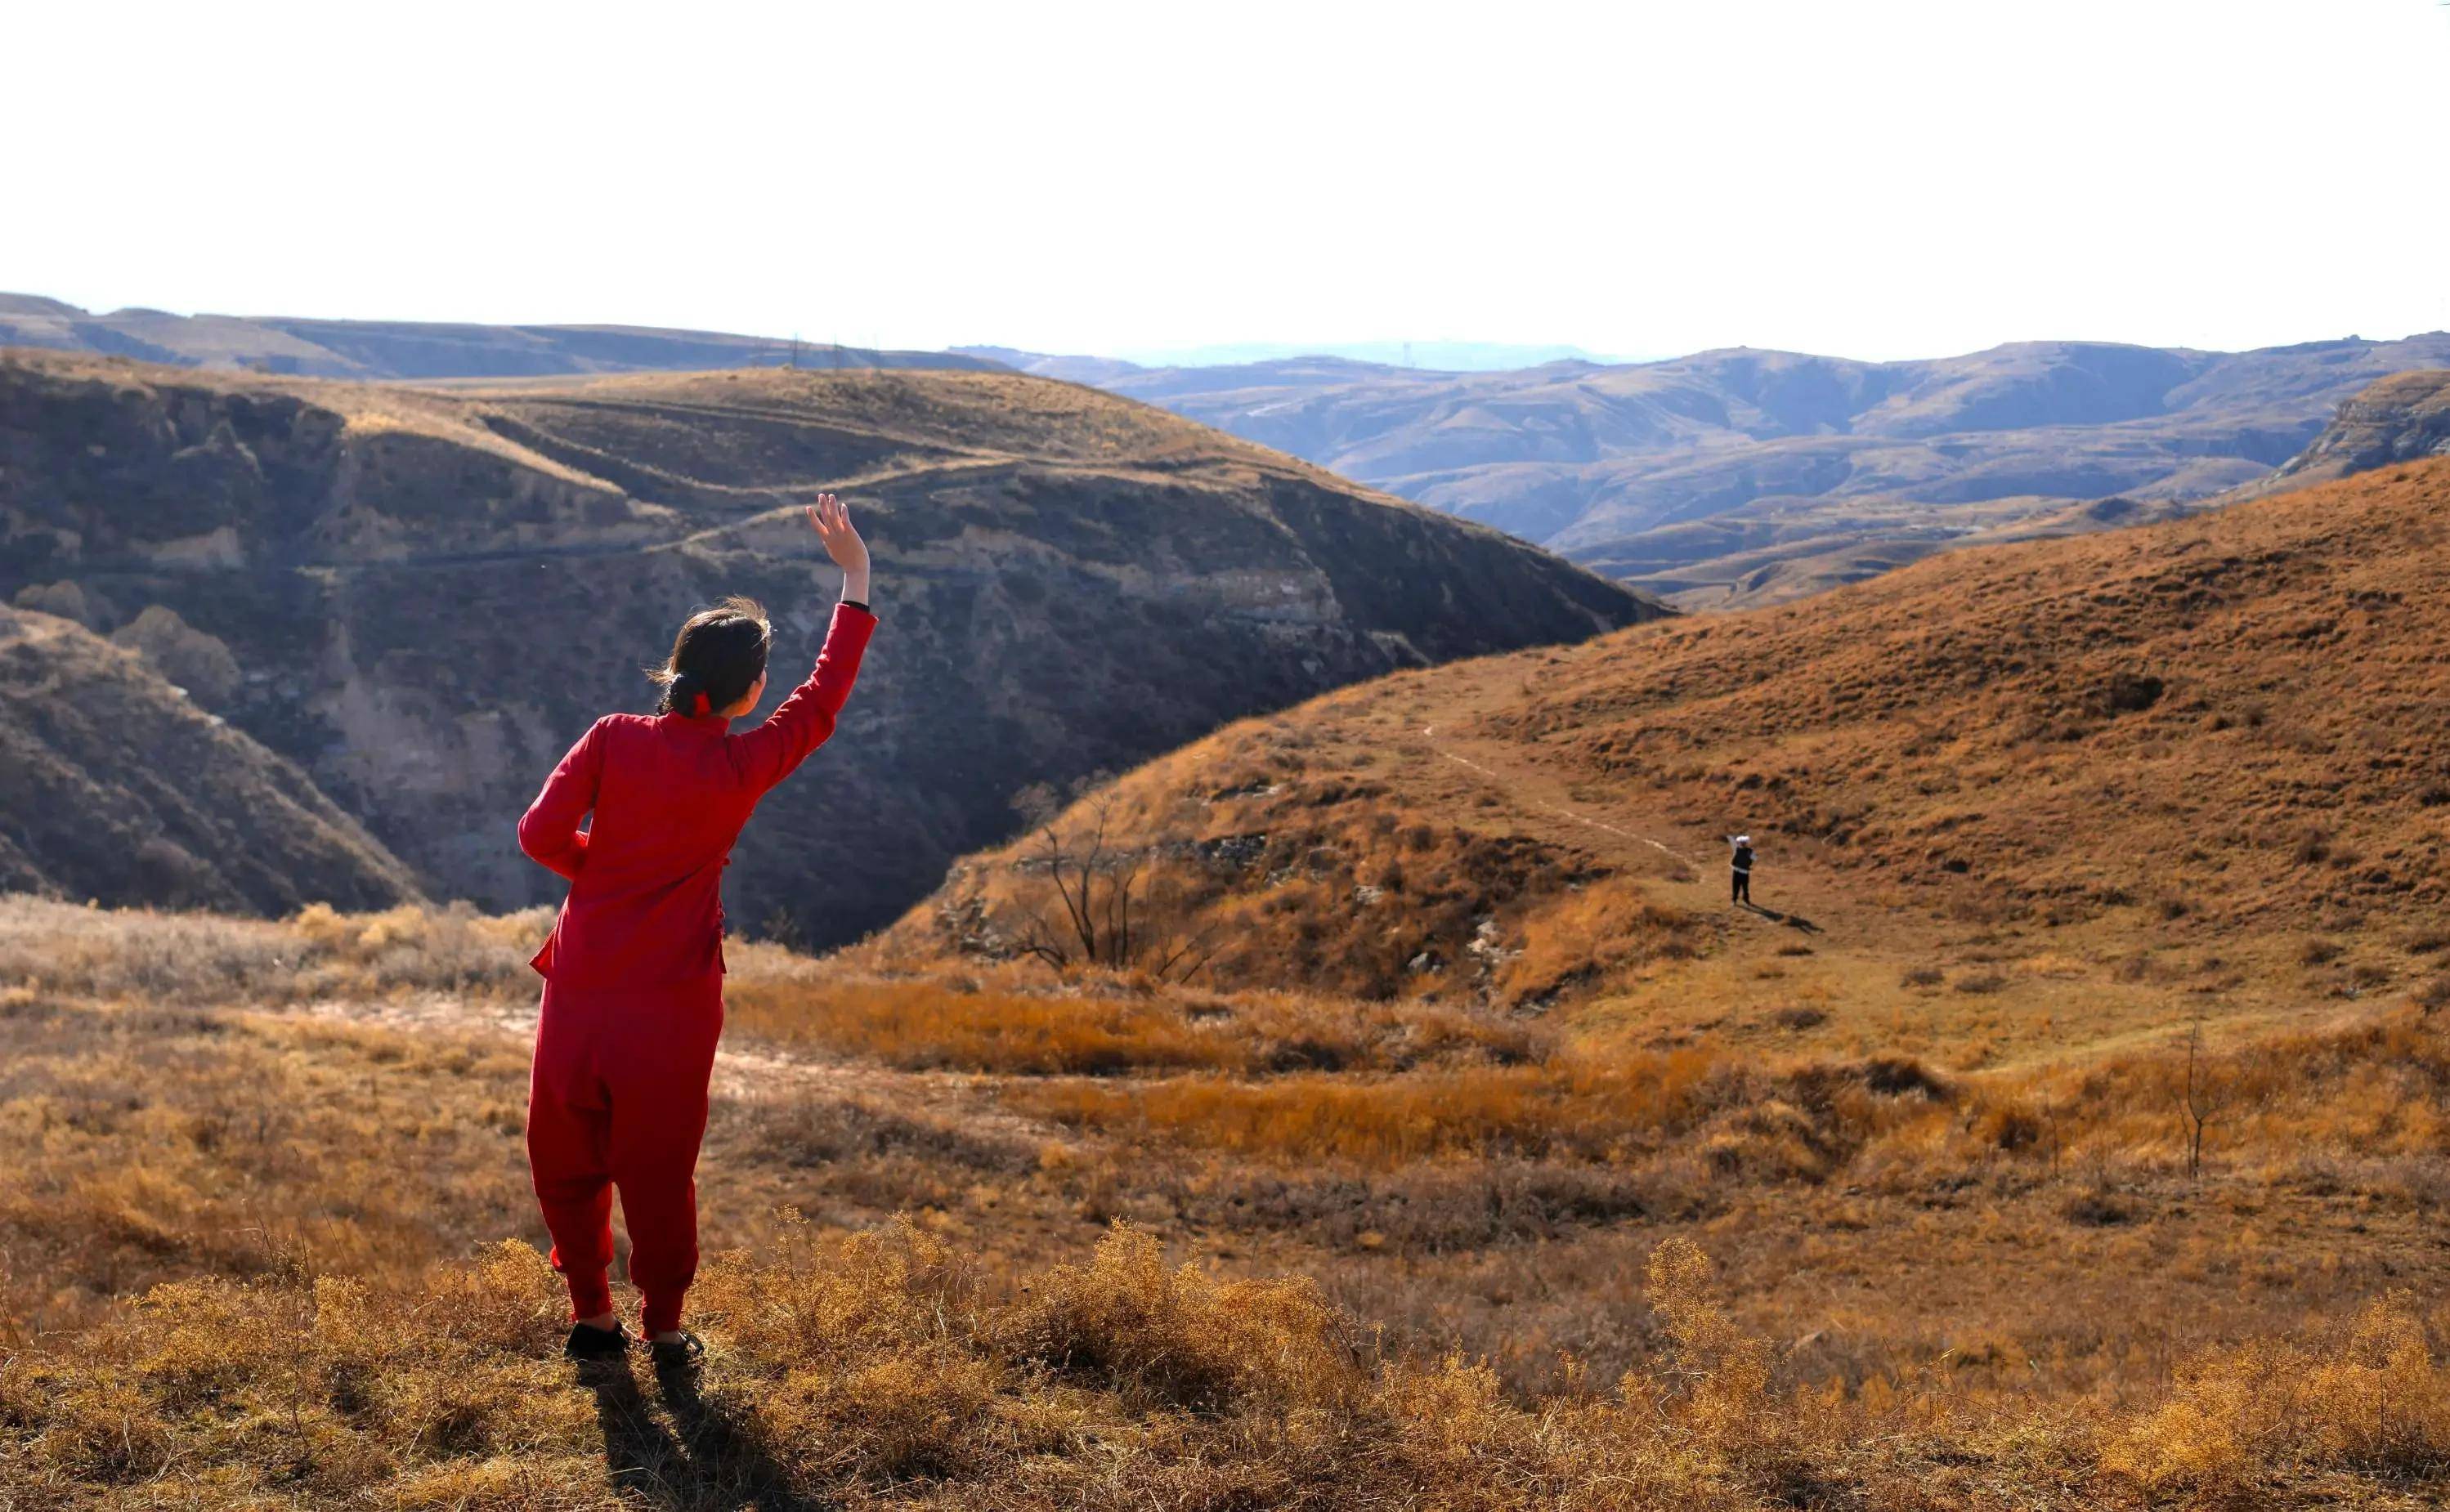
[733,494,876,793]
[518,718,608,879]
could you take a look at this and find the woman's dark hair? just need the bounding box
[650,596,772,716]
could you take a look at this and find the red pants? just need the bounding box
[526,973,723,1335]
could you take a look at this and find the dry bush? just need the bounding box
[1637,1236,1771,1443]
[999,1225,1360,1414]
[1498,876,1701,1004]
[2104,1294,2450,1495]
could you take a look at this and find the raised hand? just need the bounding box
[805,493,871,605]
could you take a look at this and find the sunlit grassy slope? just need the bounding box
[883,455,2450,1069]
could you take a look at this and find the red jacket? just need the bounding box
[518,602,877,986]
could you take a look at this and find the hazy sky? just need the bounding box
[10,0,2448,362]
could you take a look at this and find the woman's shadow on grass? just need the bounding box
[580,1358,829,1511]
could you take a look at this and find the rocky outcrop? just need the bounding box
[2246,369,2450,495]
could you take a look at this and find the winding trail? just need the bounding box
[1427,730,1708,870]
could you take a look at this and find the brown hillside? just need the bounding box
[0,350,1660,942]
[0,606,419,911]
[885,457,2450,1064]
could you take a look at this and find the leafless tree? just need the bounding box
[2171,1017,2223,1181]
[1007,780,1217,982]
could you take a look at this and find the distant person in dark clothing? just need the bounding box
[1727,834,1754,905]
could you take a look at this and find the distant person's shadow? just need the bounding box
[580,1357,827,1511]
[1741,901,1823,935]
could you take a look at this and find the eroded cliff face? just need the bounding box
[2263,369,2450,487]
[2,353,1663,943]
[0,604,419,912]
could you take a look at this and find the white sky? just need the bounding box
[8,0,2448,361]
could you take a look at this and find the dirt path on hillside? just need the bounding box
[290,993,1065,1149]
[1418,718,1855,946]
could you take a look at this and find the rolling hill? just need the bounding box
[885,450,2450,1062]
[996,334,2450,607]
[0,349,1661,942]
[0,292,997,380]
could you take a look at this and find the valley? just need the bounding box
[0,351,1658,943]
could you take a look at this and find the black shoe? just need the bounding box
[650,1331,706,1374]
[564,1321,630,1360]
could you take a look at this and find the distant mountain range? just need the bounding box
[978,336,2450,607]
[18,293,2446,614]
[0,293,993,380]
[1007,341,1639,373]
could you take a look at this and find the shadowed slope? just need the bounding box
[0,606,419,911]
[0,351,1662,941]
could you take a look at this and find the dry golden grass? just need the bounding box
[1006,999,2450,1192]
[7,897,2449,1504]
[728,974,1246,1075]
[1491,459,2450,937]
[1010,1056,1721,1168]
[728,965,1544,1077]
[0,895,553,1006]
[0,995,533,1342]
[4,1220,2444,1509]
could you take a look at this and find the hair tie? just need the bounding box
[691,691,711,718]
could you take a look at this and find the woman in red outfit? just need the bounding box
[517,493,874,1366]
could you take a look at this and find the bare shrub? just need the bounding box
[1000,781,1218,982]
